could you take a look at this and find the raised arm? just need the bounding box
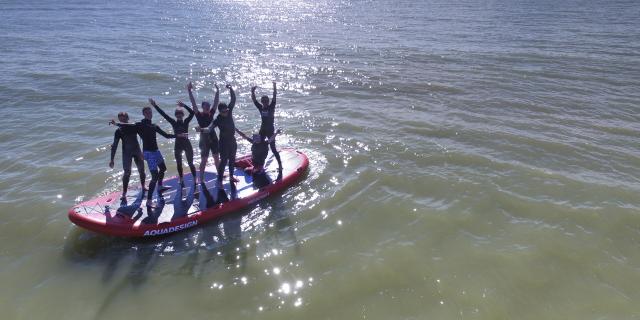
[109,129,122,167]
[235,128,252,143]
[149,98,175,125]
[226,84,236,111]
[187,82,199,112]
[179,101,195,123]
[155,125,176,139]
[251,86,261,109]
[213,83,220,112]
[270,81,277,108]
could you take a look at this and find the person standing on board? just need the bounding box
[113,104,181,207]
[187,81,220,184]
[197,84,237,188]
[148,98,197,187]
[109,111,146,201]
[251,81,282,173]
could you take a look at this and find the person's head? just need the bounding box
[117,111,129,123]
[142,106,152,120]
[260,95,270,108]
[202,101,211,113]
[174,107,184,120]
[218,103,229,116]
[252,133,262,144]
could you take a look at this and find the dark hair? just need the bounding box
[142,106,151,113]
[117,111,129,119]
[202,101,210,109]
[260,95,269,104]
[218,102,228,111]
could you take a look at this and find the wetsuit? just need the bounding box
[152,104,196,181]
[251,139,269,171]
[209,88,237,185]
[110,127,145,193]
[252,90,282,169]
[195,110,219,159]
[118,119,175,200]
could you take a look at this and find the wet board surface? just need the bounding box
[69,149,309,237]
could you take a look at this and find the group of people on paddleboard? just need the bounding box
[109,81,282,207]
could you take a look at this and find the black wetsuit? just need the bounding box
[110,127,145,193]
[251,140,269,169]
[195,111,219,158]
[210,89,237,185]
[118,119,175,200]
[152,104,197,180]
[253,92,282,169]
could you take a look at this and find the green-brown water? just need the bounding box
[1,0,640,319]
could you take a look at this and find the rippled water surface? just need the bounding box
[2,0,640,319]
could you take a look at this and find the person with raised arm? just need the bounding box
[187,81,220,184]
[112,104,182,207]
[148,98,197,187]
[251,81,282,173]
[109,111,146,201]
[197,84,237,188]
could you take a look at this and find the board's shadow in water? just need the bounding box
[62,172,299,318]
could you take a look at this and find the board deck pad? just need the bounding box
[69,149,308,237]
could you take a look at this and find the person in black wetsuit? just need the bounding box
[187,81,220,184]
[109,111,146,200]
[148,98,197,187]
[197,84,237,188]
[251,81,282,172]
[235,128,281,188]
[114,105,181,207]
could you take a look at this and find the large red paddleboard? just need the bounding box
[68,149,309,237]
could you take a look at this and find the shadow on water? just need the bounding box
[62,169,302,317]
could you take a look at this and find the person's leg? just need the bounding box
[133,152,146,190]
[217,155,228,186]
[213,153,220,171]
[198,138,210,184]
[121,152,133,199]
[269,139,282,170]
[144,151,158,205]
[157,160,167,189]
[185,142,197,185]
[147,169,158,205]
[175,146,184,184]
[228,142,238,183]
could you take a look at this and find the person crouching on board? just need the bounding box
[235,128,281,188]
[109,111,146,201]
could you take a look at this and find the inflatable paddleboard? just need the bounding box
[68,149,309,237]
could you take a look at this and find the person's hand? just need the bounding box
[148,98,156,107]
[225,84,232,89]
[214,83,219,91]
[109,119,116,125]
[187,82,193,91]
[109,161,114,169]
[177,100,186,107]
[251,86,257,93]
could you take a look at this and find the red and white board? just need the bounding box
[68,149,309,237]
